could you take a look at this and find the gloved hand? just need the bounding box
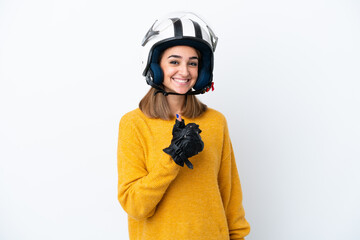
[163,118,204,169]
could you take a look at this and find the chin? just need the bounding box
[174,88,192,95]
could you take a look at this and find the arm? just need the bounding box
[117,116,180,220]
[218,123,250,239]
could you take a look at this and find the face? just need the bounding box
[160,45,199,95]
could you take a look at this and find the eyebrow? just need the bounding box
[168,55,199,60]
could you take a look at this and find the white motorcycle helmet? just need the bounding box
[141,12,218,95]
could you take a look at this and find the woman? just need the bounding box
[117,12,250,240]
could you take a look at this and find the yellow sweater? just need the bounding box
[117,108,250,240]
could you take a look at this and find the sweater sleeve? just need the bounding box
[218,121,250,240]
[117,115,180,220]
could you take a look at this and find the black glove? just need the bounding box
[163,119,204,169]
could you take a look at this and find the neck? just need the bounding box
[166,94,186,117]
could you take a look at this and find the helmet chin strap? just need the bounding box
[146,75,209,96]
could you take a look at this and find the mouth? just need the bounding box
[172,78,190,84]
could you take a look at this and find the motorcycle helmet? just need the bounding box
[141,12,218,95]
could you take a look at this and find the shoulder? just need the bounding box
[120,108,144,122]
[119,108,148,129]
[199,108,227,125]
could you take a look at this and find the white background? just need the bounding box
[1,0,359,239]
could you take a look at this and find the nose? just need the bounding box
[178,63,190,76]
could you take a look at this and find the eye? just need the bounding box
[189,62,198,67]
[169,60,179,65]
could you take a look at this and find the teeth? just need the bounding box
[173,78,189,83]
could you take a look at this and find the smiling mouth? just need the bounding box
[172,78,190,83]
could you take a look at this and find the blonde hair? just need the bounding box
[139,88,207,120]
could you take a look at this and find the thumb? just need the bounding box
[176,113,182,121]
[174,113,185,129]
